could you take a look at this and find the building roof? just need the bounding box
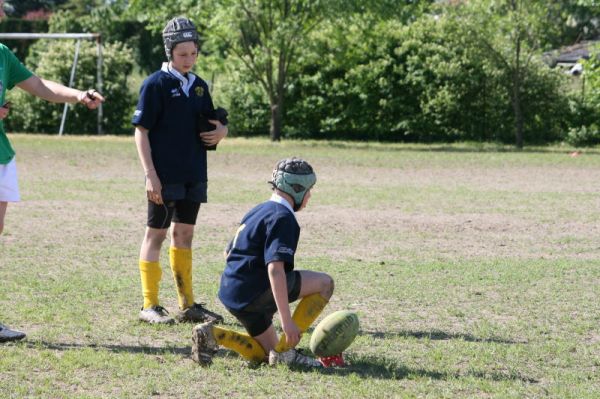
[544,40,600,67]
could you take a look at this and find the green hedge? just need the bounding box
[216,16,573,144]
[4,39,135,134]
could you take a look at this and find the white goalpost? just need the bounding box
[0,32,103,135]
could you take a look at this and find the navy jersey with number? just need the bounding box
[218,200,300,310]
[132,65,214,185]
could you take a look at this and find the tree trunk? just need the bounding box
[269,49,288,142]
[269,102,282,142]
[512,34,523,149]
[269,75,286,141]
[512,91,524,149]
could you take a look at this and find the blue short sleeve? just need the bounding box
[264,213,299,267]
[132,77,162,129]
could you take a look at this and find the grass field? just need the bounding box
[1,134,599,398]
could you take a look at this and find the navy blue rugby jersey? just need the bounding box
[219,198,300,311]
[132,64,215,184]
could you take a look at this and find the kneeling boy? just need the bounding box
[192,158,333,367]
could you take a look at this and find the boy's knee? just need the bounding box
[321,274,334,300]
[145,230,167,247]
[171,228,193,246]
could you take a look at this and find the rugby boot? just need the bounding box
[139,305,175,324]
[176,303,224,323]
[268,349,322,368]
[191,321,219,366]
[0,324,26,342]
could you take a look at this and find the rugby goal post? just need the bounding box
[0,32,103,135]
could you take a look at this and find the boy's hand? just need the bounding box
[199,120,227,146]
[281,319,301,348]
[78,89,105,110]
[145,170,163,205]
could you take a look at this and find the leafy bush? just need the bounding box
[206,58,270,137]
[566,124,600,147]
[282,17,510,142]
[563,46,600,147]
[5,39,135,134]
[516,62,571,144]
[270,14,570,144]
[48,9,164,75]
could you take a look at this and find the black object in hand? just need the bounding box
[197,107,229,151]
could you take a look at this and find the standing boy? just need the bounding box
[132,17,227,324]
[192,158,334,367]
[0,42,104,342]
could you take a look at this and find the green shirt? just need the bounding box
[0,43,34,164]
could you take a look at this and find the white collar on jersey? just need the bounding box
[269,193,296,219]
[161,62,196,97]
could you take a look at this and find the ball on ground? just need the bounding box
[309,310,359,357]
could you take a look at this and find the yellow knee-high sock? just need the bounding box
[139,260,162,309]
[212,325,266,363]
[169,246,194,309]
[275,293,328,353]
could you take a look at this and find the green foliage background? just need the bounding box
[5,39,135,134]
[2,0,599,144]
[0,19,49,60]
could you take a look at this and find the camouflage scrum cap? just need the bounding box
[162,17,199,60]
[270,158,317,211]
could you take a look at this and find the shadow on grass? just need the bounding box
[363,329,527,345]
[26,340,537,383]
[27,340,190,356]
[305,356,538,383]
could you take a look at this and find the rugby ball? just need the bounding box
[310,310,359,357]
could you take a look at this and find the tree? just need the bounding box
[207,0,434,141]
[1,1,68,17]
[57,0,107,16]
[218,1,333,141]
[537,0,600,47]
[448,0,561,148]
[128,0,331,141]
[128,0,433,141]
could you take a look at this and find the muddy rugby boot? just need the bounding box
[191,321,219,366]
[176,303,224,323]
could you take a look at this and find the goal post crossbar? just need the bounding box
[0,33,99,40]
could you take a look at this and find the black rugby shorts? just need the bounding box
[146,181,206,228]
[226,271,302,337]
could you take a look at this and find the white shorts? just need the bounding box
[0,157,20,202]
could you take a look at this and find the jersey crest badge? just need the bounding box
[195,86,204,97]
